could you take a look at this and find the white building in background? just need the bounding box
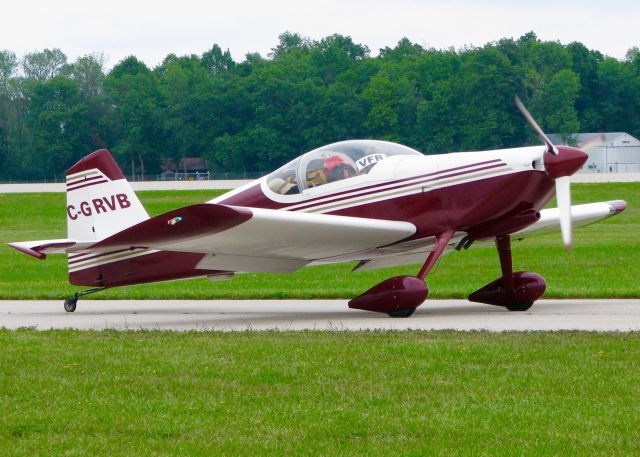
[548,132,640,173]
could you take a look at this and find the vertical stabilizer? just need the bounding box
[65,149,149,241]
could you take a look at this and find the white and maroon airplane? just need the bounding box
[8,98,626,316]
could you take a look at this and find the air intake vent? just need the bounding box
[532,159,545,171]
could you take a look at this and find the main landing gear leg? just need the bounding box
[496,235,515,292]
[468,235,546,310]
[417,229,455,281]
[64,287,105,313]
[348,230,454,318]
[496,235,532,311]
[386,229,455,318]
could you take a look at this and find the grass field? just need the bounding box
[1,187,639,456]
[0,183,638,299]
[0,330,638,455]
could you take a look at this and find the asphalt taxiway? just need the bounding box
[1,299,639,331]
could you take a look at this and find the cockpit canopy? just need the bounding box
[267,140,423,195]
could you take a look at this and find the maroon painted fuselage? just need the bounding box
[66,142,588,301]
[216,150,558,243]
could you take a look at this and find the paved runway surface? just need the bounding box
[1,299,639,331]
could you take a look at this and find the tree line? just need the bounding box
[0,32,639,181]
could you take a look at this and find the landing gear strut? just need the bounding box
[349,230,454,317]
[63,287,104,313]
[468,235,546,310]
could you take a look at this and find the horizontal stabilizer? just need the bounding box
[7,239,87,260]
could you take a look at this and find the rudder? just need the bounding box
[65,149,149,241]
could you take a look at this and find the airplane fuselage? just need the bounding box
[214,145,555,243]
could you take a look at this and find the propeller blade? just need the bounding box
[577,133,605,151]
[515,96,559,155]
[555,175,573,251]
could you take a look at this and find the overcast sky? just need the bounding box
[3,0,639,68]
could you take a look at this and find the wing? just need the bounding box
[29,203,414,273]
[8,200,624,275]
[354,200,626,271]
[512,200,626,239]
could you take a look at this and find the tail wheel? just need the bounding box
[62,287,104,313]
[64,298,77,313]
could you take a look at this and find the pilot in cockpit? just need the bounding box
[324,155,358,183]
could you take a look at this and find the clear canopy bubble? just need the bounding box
[267,140,422,195]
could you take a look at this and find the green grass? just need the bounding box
[0,330,638,455]
[0,183,638,299]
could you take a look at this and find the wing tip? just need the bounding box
[7,242,47,260]
[607,200,627,215]
[7,240,76,260]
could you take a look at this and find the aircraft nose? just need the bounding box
[544,145,588,179]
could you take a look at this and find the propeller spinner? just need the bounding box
[514,96,588,250]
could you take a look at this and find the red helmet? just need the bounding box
[323,155,348,172]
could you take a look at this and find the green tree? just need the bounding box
[0,51,19,174]
[0,33,639,179]
[416,79,460,153]
[24,77,97,179]
[363,71,416,142]
[457,46,519,150]
[379,37,424,61]
[104,56,163,179]
[567,42,604,131]
[532,69,581,141]
[60,53,106,99]
[21,48,67,81]
[269,32,310,59]
[202,45,235,74]
[305,82,365,146]
[309,34,369,84]
[157,54,216,165]
[594,58,632,133]
[0,50,17,90]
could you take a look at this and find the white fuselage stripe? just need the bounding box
[292,164,514,214]
[68,249,159,272]
[66,168,104,181]
[66,171,101,184]
[285,160,504,211]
